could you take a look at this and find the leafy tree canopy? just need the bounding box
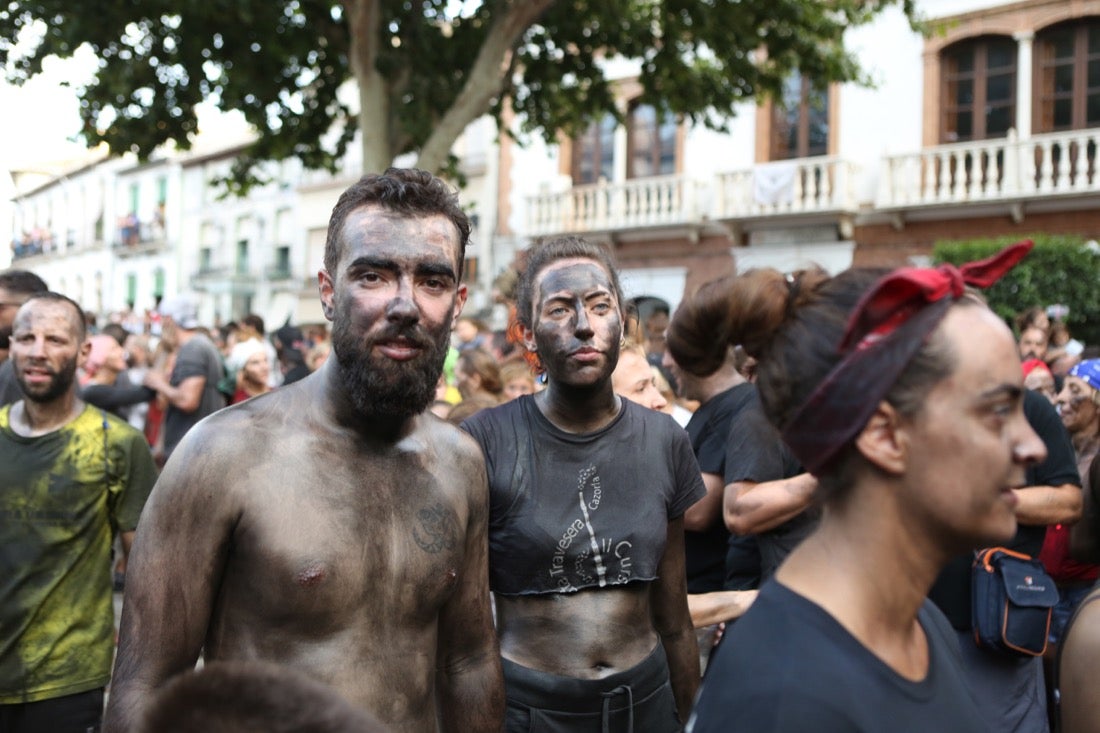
[933,234,1100,346]
[1,0,921,192]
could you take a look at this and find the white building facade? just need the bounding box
[8,0,1100,326]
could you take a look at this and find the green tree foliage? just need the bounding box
[933,234,1100,346]
[1,0,920,192]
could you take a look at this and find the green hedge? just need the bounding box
[932,234,1100,347]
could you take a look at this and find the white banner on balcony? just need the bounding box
[753,162,797,206]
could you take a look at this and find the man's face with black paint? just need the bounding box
[319,205,467,418]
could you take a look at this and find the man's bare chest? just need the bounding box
[214,449,468,629]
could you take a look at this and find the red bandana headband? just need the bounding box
[781,240,1033,475]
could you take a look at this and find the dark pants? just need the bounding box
[0,688,104,733]
[503,643,681,732]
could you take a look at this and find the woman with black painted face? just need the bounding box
[461,236,704,731]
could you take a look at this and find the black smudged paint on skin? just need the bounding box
[532,261,622,382]
[535,263,614,313]
[412,502,459,554]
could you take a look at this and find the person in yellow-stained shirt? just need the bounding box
[0,292,157,733]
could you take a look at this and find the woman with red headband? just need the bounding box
[689,244,1045,732]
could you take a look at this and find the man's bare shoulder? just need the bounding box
[423,414,483,458]
[160,379,326,487]
[416,414,486,477]
[193,375,323,434]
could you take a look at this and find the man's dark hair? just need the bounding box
[101,323,130,348]
[23,292,88,341]
[514,235,624,329]
[324,168,470,277]
[241,313,266,336]
[0,269,48,296]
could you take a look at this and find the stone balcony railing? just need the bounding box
[878,128,1100,209]
[190,267,258,295]
[526,174,702,237]
[714,156,859,221]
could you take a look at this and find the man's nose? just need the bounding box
[27,336,47,357]
[386,281,419,324]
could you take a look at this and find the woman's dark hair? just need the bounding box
[514,236,624,329]
[669,267,961,500]
[324,168,470,276]
[457,348,504,396]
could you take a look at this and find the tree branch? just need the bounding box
[416,0,557,173]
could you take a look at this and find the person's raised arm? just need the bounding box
[688,589,758,628]
[434,442,504,733]
[724,474,817,535]
[81,382,157,411]
[143,371,206,414]
[651,516,700,722]
[103,428,236,732]
[1012,482,1082,526]
[684,472,725,532]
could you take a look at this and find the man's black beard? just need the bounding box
[16,355,78,405]
[331,321,448,419]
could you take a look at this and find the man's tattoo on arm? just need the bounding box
[413,503,459,554]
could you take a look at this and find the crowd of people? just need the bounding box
[2,168,1099,732]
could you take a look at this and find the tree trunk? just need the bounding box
[345,0,392,174]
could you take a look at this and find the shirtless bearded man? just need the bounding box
[104,168,504,733]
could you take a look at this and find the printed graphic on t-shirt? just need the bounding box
[548,465,634,592]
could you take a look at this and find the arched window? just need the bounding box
[941,36,1016,142]
[1035,18,1100,133]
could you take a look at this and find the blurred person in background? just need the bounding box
[80,334,156,423]
[500,360,536,401]
[454,348,503,404]
[0,269,49,406]
[228,341,273,404]
[306,339,331,373]
[142,295,225,464]
[1023,358,1057,403]
[614,339,757,669]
